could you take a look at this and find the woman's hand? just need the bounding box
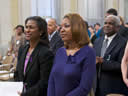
[96,56,103,64]
[123,78,128,87]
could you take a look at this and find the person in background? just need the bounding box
[94,15,128,96]
[14,16,54,96]
[47,18,64,54]
[100,8,128,40]
[84,21,91,37]
[88,26,97,45]
[94,23,101,38]
[7,25,25,57]
[47,13,96,96]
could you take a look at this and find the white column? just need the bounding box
[51,0,61,24]
[60,0,64,19]
[104,0,114,10]
[78,0,104,25]
[63,0,71,15]
[31,0,38,16]
[124,0,128,22]
[18,0,31,25]
[119,0,125,17]
[0,0,12,55]
[77,0,87,19]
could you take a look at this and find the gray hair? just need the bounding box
[105,15,120,26]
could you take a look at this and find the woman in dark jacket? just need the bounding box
[14,16,54,96]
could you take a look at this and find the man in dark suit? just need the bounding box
[94,15,128,96]
[47,18,64,54]
[100,8,128,40]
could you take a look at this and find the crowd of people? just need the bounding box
[0,8,128,96]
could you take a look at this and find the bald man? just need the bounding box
[47,18,64,54]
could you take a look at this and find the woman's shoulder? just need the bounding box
[55,47,65,55]
[78,45,96,59]
[82,45,95,53]
[38,44,54,56]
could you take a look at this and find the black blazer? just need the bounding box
[93,34,128,96]
[14,42,54,96]
[49,32,64,54]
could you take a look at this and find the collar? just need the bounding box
[48,31,57,41]
[104,33,117,41]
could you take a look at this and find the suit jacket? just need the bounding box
[49,32,64,55]
[93,34,128,96]
[118,25,128,40]
[14,42,54,96]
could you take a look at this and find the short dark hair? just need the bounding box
[94,23,101,27]
[106,8,118,16]
[15,25,24,32]
[89,25,94,30]
[25,16,49,47]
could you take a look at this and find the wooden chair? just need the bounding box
[0,72,14,81]
[0,64,12,71]
[2,55,13,64]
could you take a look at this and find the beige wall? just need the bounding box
[0,0,12,55]
[18,0,31,25]
[11,0,19,29]
[0,0,127,55]
[0,0,31,56]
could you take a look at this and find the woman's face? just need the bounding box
[60,18,72,42]
[88,27,94,34]
[15,27,23,35]
[25,20,41,41]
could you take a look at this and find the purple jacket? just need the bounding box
[48,45,96,96]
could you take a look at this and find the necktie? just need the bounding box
[101,38,108,57]
[48,35,51,41]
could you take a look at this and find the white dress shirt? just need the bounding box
[104,33,117,48]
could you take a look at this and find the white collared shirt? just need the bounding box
[48,31,57,41]
[104,33,117,48]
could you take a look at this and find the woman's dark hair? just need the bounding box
[15,25,24,32]
[25,16,49,47]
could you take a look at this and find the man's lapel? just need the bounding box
[105,34,119,55]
